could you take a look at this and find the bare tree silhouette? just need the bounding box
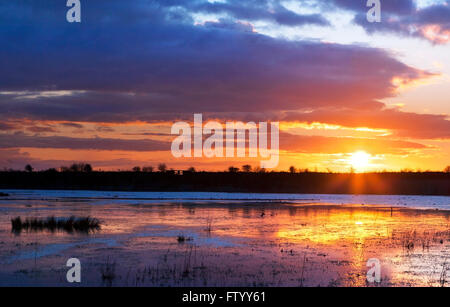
[242,165,252,172]
[228,166,239,173]
[24,164,33,173]
[158,163,167,173]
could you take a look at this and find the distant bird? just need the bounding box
[260,212,265,217]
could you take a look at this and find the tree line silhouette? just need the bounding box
[0,163,449,195]
[12,163,450,175]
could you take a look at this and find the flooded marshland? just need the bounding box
[0,190,449,286]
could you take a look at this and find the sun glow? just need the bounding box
[349,151,371,171]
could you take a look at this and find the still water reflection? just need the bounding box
[0,193,449,286]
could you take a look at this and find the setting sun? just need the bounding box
[349,151,371,171]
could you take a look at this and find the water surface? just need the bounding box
[0,190,449,286]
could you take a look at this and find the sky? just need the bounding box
[0,0,449,172]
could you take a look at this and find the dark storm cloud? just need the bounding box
[0,1,448,140]
[0,1,423,93]
[0,0,426,114]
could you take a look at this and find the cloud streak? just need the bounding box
[0,133,170,152]
[0,131,427,156]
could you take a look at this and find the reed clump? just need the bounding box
[11,216,100,233]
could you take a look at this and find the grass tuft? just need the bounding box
[177,235,193,243]
[11,216,100,234]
